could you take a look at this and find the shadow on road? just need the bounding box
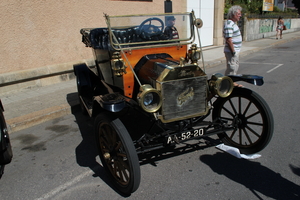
[289,164,300,177]
[200,152,300,200]
[67,92,128,197]
[138,137,222,166]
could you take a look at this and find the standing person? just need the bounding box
[276,16,284,39]
[223,5,242,80]
[164,16,179,40]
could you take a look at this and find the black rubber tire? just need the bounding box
[212,87,274,154]
[0,165,4,179]
[94,113,141,195]
[0,110,13,166]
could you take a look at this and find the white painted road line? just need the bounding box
[241,62,281,65]
[267,64,284,73]
[35,170,94,200]
[240,62,284,73]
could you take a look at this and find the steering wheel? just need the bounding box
[138,17,164,41]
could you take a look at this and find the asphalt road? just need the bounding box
[1,40,300,200]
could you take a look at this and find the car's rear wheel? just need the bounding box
[94,113,140,195]
[212,87,274,154]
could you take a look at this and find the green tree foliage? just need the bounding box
[226,0,298,17]
[273,6,281,12]
[225,0,263,14]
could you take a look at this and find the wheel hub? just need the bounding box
[233,114,247,129]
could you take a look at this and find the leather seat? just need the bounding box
[88,27,141,49]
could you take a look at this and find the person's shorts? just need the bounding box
[224,51,239,75]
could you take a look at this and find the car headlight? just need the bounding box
[137,84,162,113]
[143,92,154,106]
[209,73,233,98]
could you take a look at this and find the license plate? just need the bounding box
[166,127,205,144]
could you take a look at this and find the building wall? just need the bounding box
[243,18,300,41]
[0,0,226,95]
[214,0,225,46]
[187,0,215,47]
[0,0,186,74]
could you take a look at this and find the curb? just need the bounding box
[6,104,74,133]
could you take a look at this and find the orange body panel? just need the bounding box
[122,45,188,98]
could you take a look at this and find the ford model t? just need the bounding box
[74,11,273,195]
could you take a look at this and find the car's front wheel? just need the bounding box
[94,113,141,195]
[212,87,274,154]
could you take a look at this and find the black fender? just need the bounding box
[92,93,135,117]
[73,63,102,100]
[73,63,93,91]
[0,99,4,112]
[228,74,264,86]
[73,63,92,91]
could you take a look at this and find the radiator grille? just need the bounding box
[160,76,207,122]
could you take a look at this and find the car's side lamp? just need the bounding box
[187,44,201,65]
[111,51,126,76]
[194,18,203,29]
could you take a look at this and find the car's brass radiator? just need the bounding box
[159,76,208,122]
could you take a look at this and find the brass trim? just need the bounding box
[209,74,234,98]
[111,52,127,76]
[108,12,190,18]
[137,84,162,113]
[157,106,210,123]
[105,12,196,51]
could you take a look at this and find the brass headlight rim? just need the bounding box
[210,75,234,98]
[216,77,233,98]
[137,84,162,113]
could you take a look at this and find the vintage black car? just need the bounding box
[74,11,273,195]
[0,99,13,179]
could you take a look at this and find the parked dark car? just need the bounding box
[0,99,13,178]
[74,11,273,195]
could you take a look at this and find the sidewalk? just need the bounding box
[2,31,300,133]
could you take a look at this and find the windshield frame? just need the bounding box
[105,12,196,50]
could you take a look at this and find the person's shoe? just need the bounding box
[276,38,278,40]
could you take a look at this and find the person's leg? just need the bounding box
[225,52,239,75]
[280,29,283,39]
[225,52,243,87]
[276,29,279,39]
